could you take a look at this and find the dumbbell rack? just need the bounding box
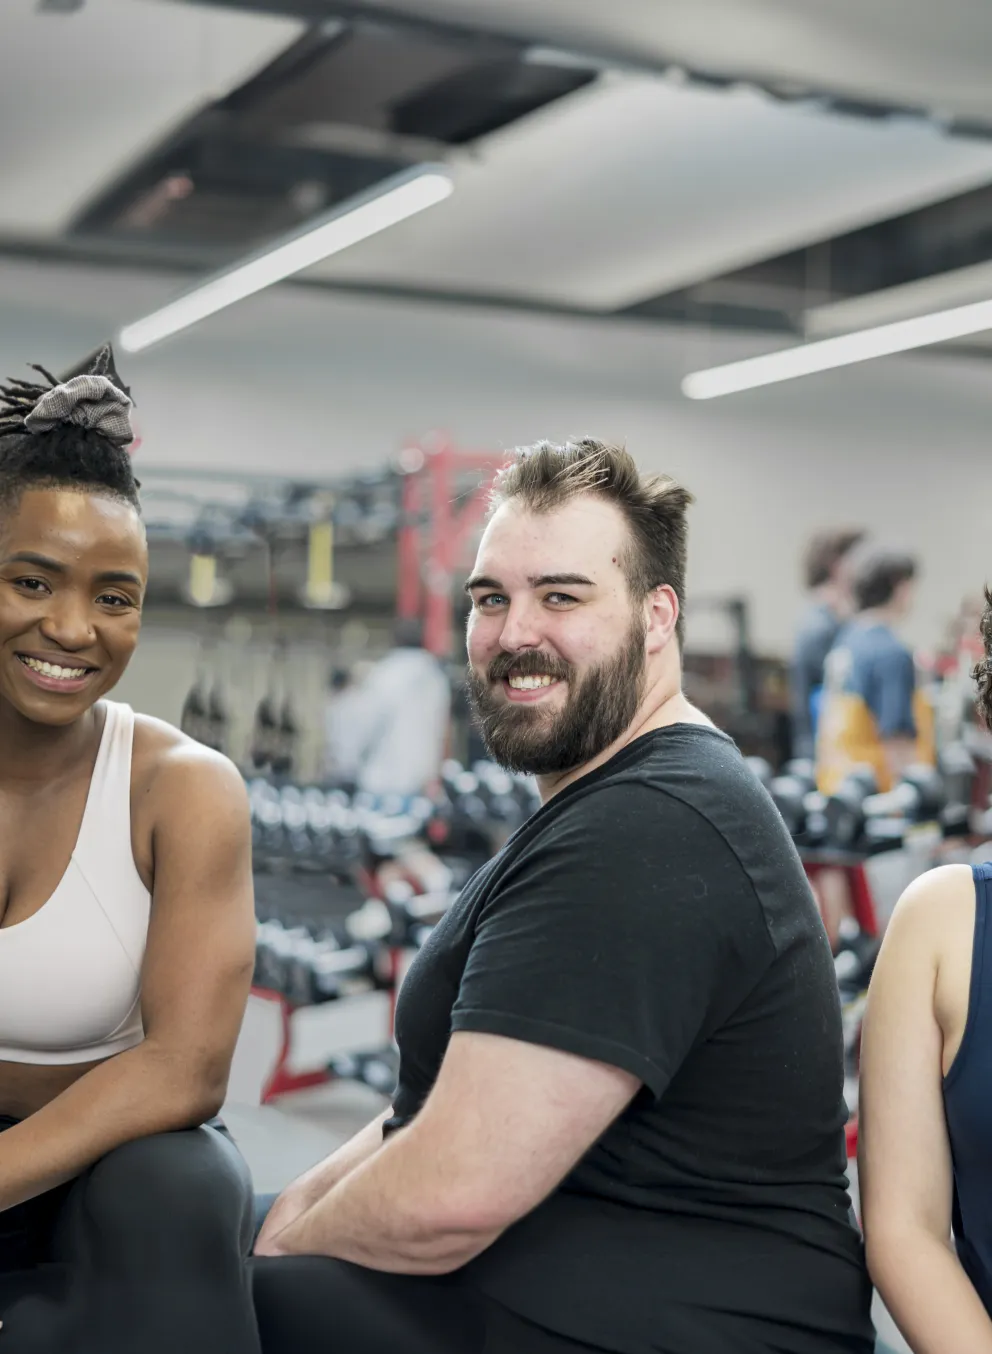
[252,862,404,1105]
[801,850,881,1162]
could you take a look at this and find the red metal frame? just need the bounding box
[252,986,336,1104]
[253,968,405,1106]
[802,858,880,937]
[801,856,879,1161]
[396,439,508,657]
[845,1115,859,1161]
[397,469,424,622]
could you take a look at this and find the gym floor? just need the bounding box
[222,993,909,1353]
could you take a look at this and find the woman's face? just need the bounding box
[0,487,147,727]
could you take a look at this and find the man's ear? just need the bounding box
[645,585,679,654]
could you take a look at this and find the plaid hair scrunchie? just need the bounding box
[23,374,134,448]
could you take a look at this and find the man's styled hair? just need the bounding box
[489,438,694,643]
[803,529,866,590]
[0,347,140,516]
[851,547,917,612]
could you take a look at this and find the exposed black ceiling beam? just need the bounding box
[164,0,992,141]
[0,230,795,332]
[3,231,991,366]
[0,230,614,322]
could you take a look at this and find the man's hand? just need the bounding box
[253,1108,393,1257]
[254,1177,315,1256]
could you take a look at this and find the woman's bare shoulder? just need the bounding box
[130,712,244,798]
[886,862,975,951]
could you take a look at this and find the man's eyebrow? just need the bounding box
[463,572,596,594]
[464,574,500,594]
[529,574,595,589]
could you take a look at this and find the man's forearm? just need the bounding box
[276,1129,500,1274]
[871,1233,992,1354]
[285,1110,392,1212]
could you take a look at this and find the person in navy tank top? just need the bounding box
[0,349,260,1353]
[860,587,992,1353]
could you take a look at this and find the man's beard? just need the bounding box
[466,613,647,776]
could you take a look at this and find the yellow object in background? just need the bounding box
[189,553,218,608]
[304,520,335,608]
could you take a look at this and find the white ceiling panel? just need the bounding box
[345,0,992,123]
[307,75,992,309]
[0,0,303,237]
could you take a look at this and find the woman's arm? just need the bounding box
[860,865,992,1354]
[0,747,255,1211]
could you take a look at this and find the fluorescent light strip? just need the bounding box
[681,293,992,400]
[119,166,454,354]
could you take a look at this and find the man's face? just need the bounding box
[0,488,147,728]
[464,495,649,776]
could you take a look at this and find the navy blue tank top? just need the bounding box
[943,862,992,1311]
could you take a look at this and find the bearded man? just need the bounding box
[251,440,874,1354]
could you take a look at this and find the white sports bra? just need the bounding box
[0,701,151,1065]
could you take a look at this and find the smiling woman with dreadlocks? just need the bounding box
[0,349,260,1354]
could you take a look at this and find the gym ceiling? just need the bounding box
[5,0,992,354]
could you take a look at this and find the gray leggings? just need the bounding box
[0,1116,260,1354]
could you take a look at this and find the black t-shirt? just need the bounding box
[386,725,874,1354]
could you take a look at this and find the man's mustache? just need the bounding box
[487,650,571,683]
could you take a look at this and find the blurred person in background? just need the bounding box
[321,665,363,787]
[791,529,865,760]
[329,619,450,800]
[330,620,452,897]
[858,587,992,1354]
[813,547,934,947]
[816,546,935,796]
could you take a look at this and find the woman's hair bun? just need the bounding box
[0,344,133,448]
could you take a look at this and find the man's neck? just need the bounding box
[0,701,101,791]
[536,677,710,803]
[857,605,900,631]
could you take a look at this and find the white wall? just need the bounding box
[1,255,989,658]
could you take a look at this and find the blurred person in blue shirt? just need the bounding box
[816,547,935,797]
[791,529,865,760]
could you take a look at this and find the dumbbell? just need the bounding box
[822,768,880,850]
[472,762,522,826]
[278,786,311,856]
[254,921,312,993]
[327,1047,399,1097]
[833,918,880,1000]
[303,939,375,1004]
[826,765,946,850]
[866,766,947,848]
[769,761,817,839]
[939,742,976,837]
